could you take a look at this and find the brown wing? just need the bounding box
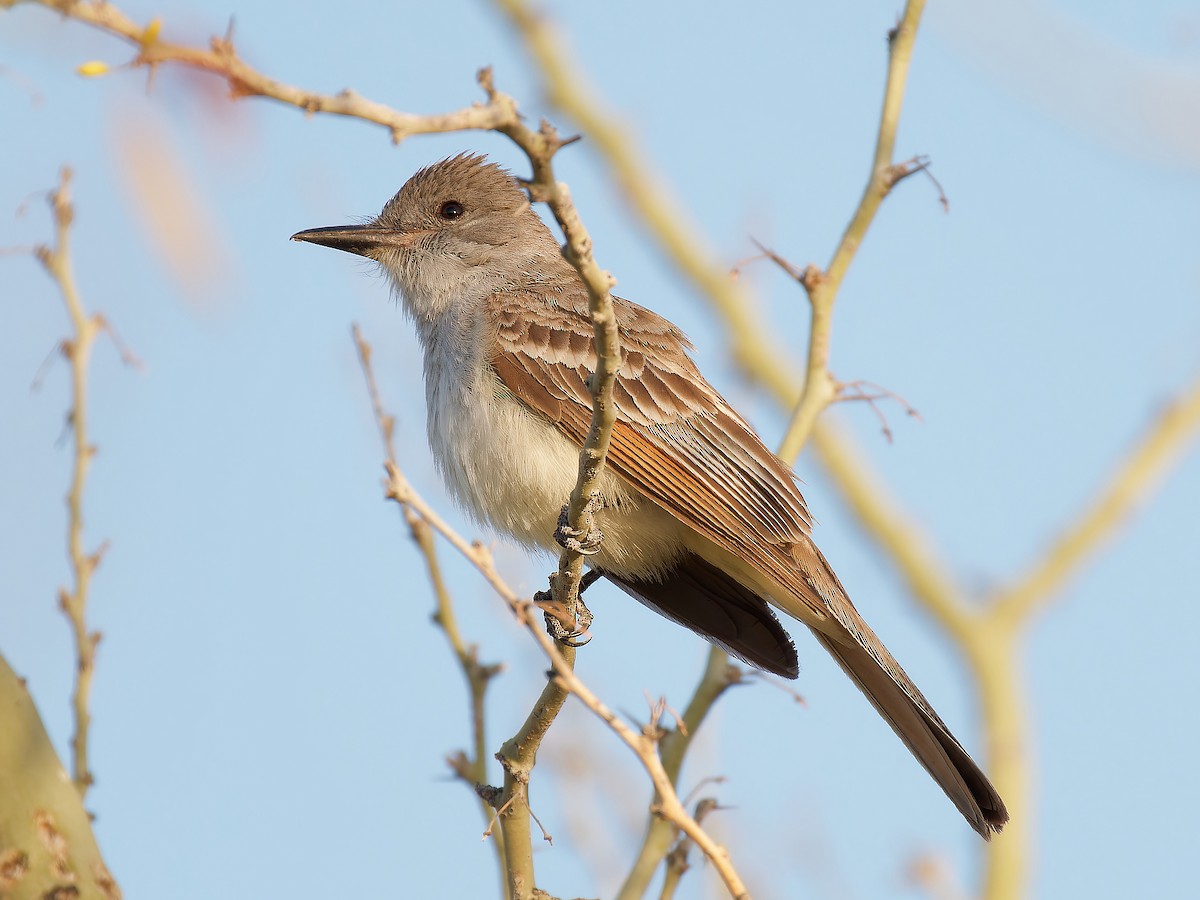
[486,287,829,622]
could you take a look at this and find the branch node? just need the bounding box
[473,780,503,808]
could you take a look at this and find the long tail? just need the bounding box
[809,621,1008,838]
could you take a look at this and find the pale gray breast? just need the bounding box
[417,305,580,543]
[418,305,686,576]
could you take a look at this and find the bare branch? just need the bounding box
[617,648,743,899]
[776,0,928,463]
[7,0,519,141]
[34,167,107,798]
[490,0,795,404]
[989,375,1200,626]
[351,326,509,897]
[382,465,752,899]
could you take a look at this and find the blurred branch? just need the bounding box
[658,797,719,900]
[987,375,1200,627]
[381,463,751,899]
[811,423,976,646]
[34,167,104,798]
[973,374,1200,899]
[351,326,508,899]
[907,851,969,900]
[812,377,1200,899]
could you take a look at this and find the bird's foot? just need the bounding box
[555,493,604,556]
[535,583,596,648]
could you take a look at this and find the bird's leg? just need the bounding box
[535,569,601,648]
[554,491,604,556]
[578,568,602,594]
[540,492,605,646]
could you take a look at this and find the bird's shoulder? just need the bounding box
[484,286,715,421]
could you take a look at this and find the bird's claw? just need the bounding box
[534,589,595,648]
[556,626,592,649]
[555,498,604,556]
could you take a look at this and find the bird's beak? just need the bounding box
[290,225,427,258]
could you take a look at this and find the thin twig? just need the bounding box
[484,66,627,900]
[33,168,106,798]
[776,0,928,463]
[617,647,742,899]
[489,0,796,405]
[351,325,509,897]
[836,379,923,444]
[5,0,520,142]
[475,71,625,630]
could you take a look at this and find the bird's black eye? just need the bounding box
[438,200,465,220]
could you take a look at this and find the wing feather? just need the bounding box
[487,288,825,618]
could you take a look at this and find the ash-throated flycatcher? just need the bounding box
[292,153,1008,837]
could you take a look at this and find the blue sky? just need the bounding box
[2,1,1198,897]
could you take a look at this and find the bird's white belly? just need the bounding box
[425,364,686,580]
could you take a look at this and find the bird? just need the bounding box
[292,152,1008,838]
